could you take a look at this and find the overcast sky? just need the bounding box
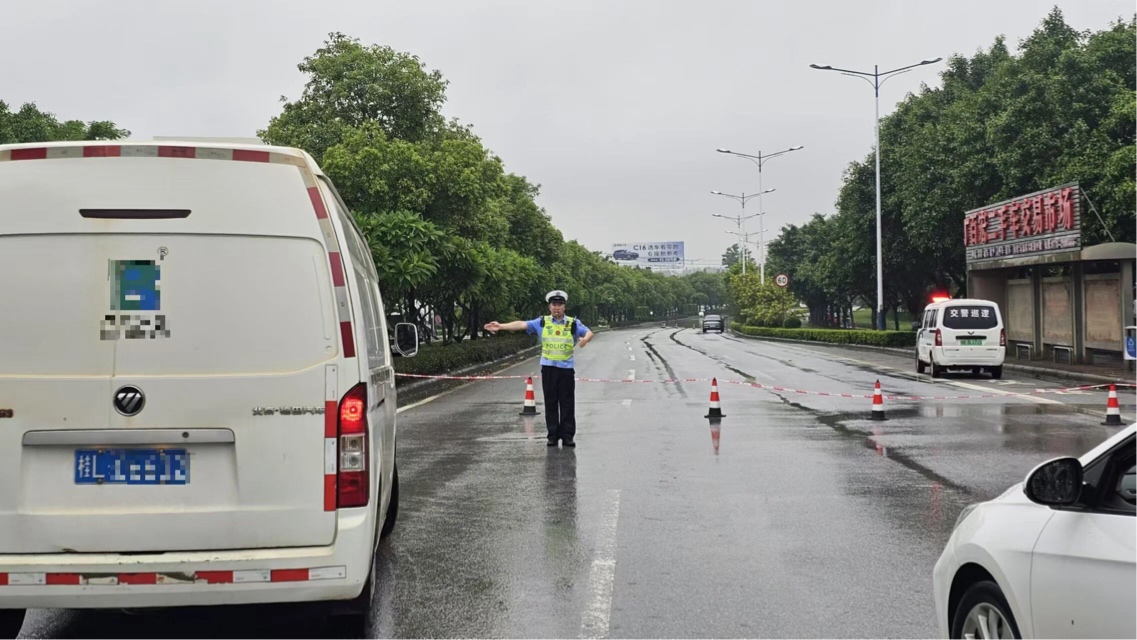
[4,0,1131,269]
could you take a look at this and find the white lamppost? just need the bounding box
[716,146,803,284]
[711,189,775,276]
[809,59,941,329]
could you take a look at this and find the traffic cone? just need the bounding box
[704,378,725,418]
[519,376,540,416]
[1102,384,1122,426]
[869,380,887,421]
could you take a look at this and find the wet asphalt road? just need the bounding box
[19,326,1135,639]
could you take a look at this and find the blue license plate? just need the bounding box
[75,449,189,485]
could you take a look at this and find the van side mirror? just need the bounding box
[910,321,922,331]
[393,323,419,358]
[1024,457,1084,507]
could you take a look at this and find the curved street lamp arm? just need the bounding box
[841,72,878,90]
[878,68,914,89]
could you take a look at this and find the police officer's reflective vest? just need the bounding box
[541,315,576,361]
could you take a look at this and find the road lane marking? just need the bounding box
[625,369,636,381]
[581,489,621,640]
[764,342,1067,406]
[629,355,636,361]
[622,399,632,407]
[397,389,459,413]
[943,379,1063,405]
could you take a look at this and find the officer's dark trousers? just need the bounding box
[541,365,576,441]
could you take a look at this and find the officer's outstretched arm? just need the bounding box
[484,320,528,334]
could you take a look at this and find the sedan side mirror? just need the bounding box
[393,322,419,358]
[1024,457,1084,507]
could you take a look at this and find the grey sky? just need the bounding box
[4,0,1131,270]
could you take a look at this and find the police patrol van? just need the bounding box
[0,140,418,634]
[915,298,1006,379]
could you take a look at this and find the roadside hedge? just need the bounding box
[730,322,916,348]
[392,317,700,386]
[393,334,539,383]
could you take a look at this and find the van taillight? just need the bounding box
[934,329,943,347]
[1000,329,1006,347]
[337,383,369,509]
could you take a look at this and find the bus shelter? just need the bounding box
[963,183,1136,366]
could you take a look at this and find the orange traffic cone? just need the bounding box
[1102,384,1122,426]
[705,378,725,418]
[869,380,887,421]
[519,376,540,416]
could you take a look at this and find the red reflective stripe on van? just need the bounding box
[196,571,234,584]
[325,402,338,438]
[11,148,47,160]
[271,569,309,583]
[232,149,270,163]
[119,573,158,585]
[307,187,329,219]
[83,146,121,157]
[157,146,196,159]
[328,252,346,287]
[340,322,356,358]
[324,474,337,511]
[46,574,81,585]
[0,574,7,586]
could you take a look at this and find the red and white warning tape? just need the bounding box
[395,372,1134,401]
[0,566,346,587]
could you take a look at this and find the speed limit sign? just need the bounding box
[775,273,789,288]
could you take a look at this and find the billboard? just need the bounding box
[610,241,685,271]
[963,184,1082,265]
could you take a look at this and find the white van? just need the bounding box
[0,140,418,635]
[915,298,1005,379]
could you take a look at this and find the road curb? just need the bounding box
[729,329,1134,387]
[395,344,543,406]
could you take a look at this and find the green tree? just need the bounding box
[261,33,752,343]
[259,32,448,159]
[0,101,129,144]
[766,8,1136,328]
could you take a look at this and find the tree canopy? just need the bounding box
[762,9,1135,329]
[0,101,129,144]
[260,33,721,341]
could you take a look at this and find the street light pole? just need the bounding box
[716,146,803,285]
[711,189,772,276]
[809,58,942,330]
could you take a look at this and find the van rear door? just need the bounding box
[0,144,347,553]
[940,303,1002,353]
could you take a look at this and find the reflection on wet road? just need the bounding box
[23,326,1134,638]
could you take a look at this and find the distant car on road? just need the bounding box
[933,423,1135,639]
[612,249,639,261]
[702,314,724,333]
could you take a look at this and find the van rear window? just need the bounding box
[942,306,998,330]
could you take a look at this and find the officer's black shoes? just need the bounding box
[561,439,576,447]
[547,438,558,447]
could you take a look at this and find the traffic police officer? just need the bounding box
[484,290,594,447]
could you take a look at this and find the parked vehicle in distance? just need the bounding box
[916,298,1006,379]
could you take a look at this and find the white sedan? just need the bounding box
[933,423,1135,639]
